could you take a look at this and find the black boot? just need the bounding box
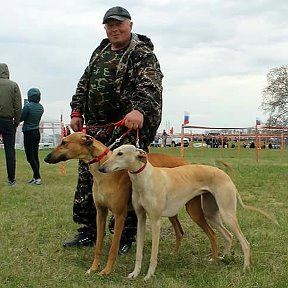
[119,236,135,255]
[63,226,96,248]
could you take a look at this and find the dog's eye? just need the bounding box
[117,152,123,156]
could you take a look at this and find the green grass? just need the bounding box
[0,147,287,288]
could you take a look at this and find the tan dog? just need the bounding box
[99,144,279,280]
[44,132,218,275]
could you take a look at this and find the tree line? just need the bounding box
[261,65,288,126]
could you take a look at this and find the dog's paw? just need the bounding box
[86,265,99,275]
[128,270,140,279]
[144,273,153,281]
[144,268,155,281]
[99,268,111,276]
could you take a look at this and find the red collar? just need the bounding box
[129,161,147,174]
[88,148,110,164]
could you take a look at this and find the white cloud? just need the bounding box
[1,0,288,132]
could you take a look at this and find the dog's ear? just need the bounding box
[81,135,94,146]
[137,149,147,163]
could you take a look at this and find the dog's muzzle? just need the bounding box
[44,153,67,164]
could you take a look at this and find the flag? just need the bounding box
[256,117,261,125]
[184,112,189,124]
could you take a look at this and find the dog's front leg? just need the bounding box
[144,218,161,281]
[87,205,108,274]
[128,206,146,279]
[100,211,127,275]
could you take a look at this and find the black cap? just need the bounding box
[102,6,131,24]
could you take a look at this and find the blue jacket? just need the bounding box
[20,88,44,132]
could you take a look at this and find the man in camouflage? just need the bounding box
[65,6,163,254]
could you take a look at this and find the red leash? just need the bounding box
[108,128,132,149]
[112,118,126,127]
[87,118,126,129]
[85,118,141,160]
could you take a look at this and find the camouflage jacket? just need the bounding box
[70,33,163,149]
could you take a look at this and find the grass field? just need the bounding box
[0,147,287,288]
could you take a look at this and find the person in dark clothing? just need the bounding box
[0,63,22,186]
[20,88,44,185]
[64,6,163,255]
[65,125,71,136]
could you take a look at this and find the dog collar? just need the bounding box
[129,162,147,174]
[88,148,110,164]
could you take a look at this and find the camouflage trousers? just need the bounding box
[72,159,95,229]
[72,125,137,242]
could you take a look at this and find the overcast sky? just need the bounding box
[1,0,288,132]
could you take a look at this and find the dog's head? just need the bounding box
[44,132,95,164]
[99,144,147,173]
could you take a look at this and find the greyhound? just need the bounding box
[99,144,279,280]
[44,132,218,276]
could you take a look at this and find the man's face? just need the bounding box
[104,19,132,49]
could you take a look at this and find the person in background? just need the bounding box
[161,129,168,147]
[65,6,163,255]
[65,125,71,136]
[20,88,44,185]
[0,63,22,186]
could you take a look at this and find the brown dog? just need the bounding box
[44,132,218,275]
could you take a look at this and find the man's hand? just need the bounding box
[124,110,144,129]
[70,117,83,132]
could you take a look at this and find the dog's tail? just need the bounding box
[216,160,279,226]
[236,191,279,226]
[215,160,234,178]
